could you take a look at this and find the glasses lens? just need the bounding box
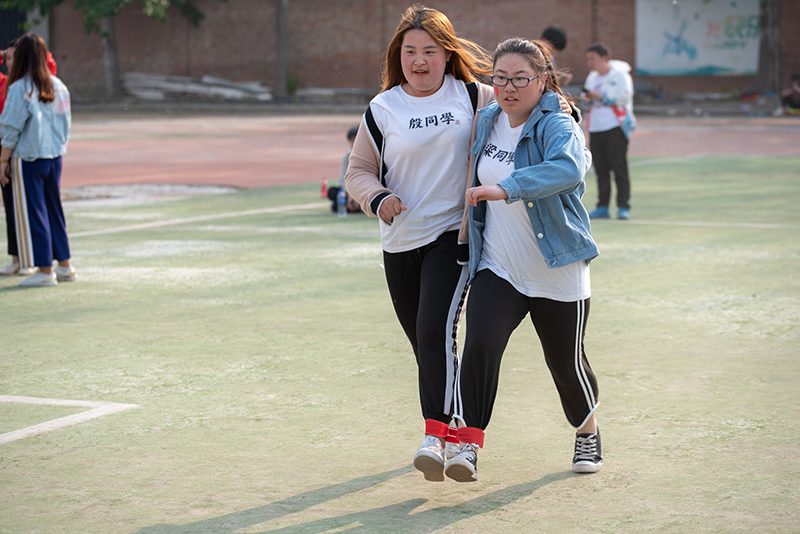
[491,76,508,87]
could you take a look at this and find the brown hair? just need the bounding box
[7,34,54,103]
[380,4,491,92]
[493,37,572,102]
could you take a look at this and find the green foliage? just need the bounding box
[0,0,210,34]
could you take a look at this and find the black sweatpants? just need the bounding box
[590,126,630,210]
[455,269,598,432]
[383,230,469,424]
[1,179,18,256]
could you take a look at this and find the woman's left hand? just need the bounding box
[0,163,8,187]
[466,185,508,206]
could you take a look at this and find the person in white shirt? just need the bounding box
[445,37,602,483]
[345,4,495,483]
[583,42,636,220]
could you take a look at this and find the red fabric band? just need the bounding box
[446,426,459,444]
[424,419,451,438]
[456,427,485,448]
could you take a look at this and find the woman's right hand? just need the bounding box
[378,196,407,223]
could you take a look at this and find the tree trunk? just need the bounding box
[756,0,781,94]
[275,0,289,99]
[100,15,122,100]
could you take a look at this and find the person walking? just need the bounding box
[446,38,602,483]
[344,4,495,482]
[0,33,74,287]
[583,42,636,220]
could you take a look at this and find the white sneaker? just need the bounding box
[54,265,77,282]
[413,436,446,482]
[19,270,57,287]
[18,267,36,276]
[0,261,20,275]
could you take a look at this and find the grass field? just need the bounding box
[1,156,799,534]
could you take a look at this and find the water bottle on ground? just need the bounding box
[337,189,348,218]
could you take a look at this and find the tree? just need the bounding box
[0,0,210,99]
[756,0,781,95]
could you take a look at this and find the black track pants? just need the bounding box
[455,269,598,431]
[590,126,630,210]
[383,231,469,424]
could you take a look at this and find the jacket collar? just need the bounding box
[478,91,563,137]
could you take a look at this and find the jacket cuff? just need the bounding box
[457,242,469,265]
[369,192,391,218]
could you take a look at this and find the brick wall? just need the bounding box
[47,0,798,99]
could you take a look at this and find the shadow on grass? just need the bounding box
[133,466,575,534]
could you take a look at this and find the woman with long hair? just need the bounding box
[0,37,58,277]
[0,33,73,286]
[445,38,602,482]
[345,6,577,482]
[345,4,495,482]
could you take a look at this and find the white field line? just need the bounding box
[69,201,328,238]
[0,395,139,445]
[594,219,800,229]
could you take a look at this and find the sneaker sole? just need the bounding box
[56,275,77,282]
[445,461,477,482]
[19,280,57,287]
[573,461,603,474]
[413,452,445,482]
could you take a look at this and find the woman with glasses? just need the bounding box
[444,38,602,482]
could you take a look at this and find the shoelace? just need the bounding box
[574,435,598,461]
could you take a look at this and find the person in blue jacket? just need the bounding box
[445,37,603,482]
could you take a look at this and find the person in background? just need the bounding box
[0,33,74,287]
[0,38,57,277]
[446,37,602,483]
[775,73,800,116]
[327,125,361,213]
[540,25,572,86]
[583,42,635,220]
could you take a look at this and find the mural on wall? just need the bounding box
[636,0,759,76]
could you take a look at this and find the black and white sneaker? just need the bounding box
[445,444,478,482]
[572,431,603,473]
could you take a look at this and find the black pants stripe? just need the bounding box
[383,230,468,424]
[590,126,630,210]
[454,269,598,432]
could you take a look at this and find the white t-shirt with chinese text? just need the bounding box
[477,111,590,301]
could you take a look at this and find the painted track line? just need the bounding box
[592,219,800,229]
[69,201,328,238]
[0,395,139,445]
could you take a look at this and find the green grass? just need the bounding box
[1,157,798,533]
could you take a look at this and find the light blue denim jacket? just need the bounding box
[0,75,71,161]
[468,92,598,282]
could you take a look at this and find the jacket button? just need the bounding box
[527,202,534,208]
[537,233,544,239]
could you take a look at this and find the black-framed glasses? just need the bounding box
[491,75,540,88]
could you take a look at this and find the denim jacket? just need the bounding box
[0,75,71,161]
[468,92,598,282]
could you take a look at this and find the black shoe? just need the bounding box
[572,430,603,473]
[445,444,478,482]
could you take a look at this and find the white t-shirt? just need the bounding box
[587,73,619,133]
[368,75,474,252]
[476,111,591,302]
